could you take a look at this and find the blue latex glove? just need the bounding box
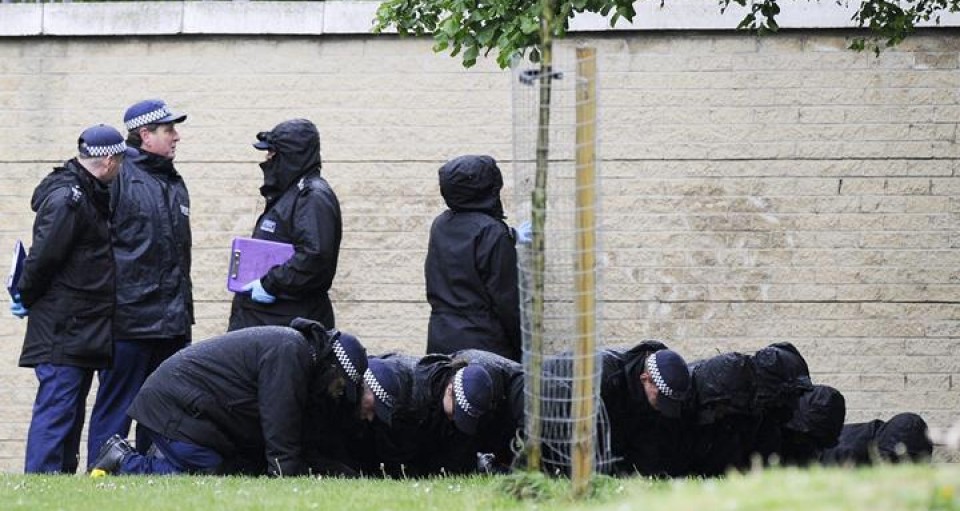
[241,279,276,304]
[10,294,28,318]
[515,221,533,245]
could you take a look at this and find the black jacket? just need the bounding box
[127,322,343,476]
[425,155,521,361]
[350,353,420,478]
[773,384,846,465]
[820,412,931,466]
[111,150,193,341]
[750,342,816,462]
[598,342,691,477]
[230,120,341,331]
[18,160,115,369]
[536,342,688,477]
[454,349,525,468]
[688,352,760,477]
[407,354,478,475]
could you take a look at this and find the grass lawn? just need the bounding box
[0,464,956,511]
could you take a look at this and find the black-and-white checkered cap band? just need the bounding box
[81,141,129,157]
[363,368,394,407]
[124,105,173,131]
[333,340,360,383]
[453,368,480,418]
[648,354,675,398]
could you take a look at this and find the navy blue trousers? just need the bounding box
[25,364,94,473]
[118,427,222,475]
[88,338,187,468]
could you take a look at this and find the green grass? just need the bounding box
[0,464,956,511]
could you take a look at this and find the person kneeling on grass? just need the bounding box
[90,318,367,477]
[351,352,516,477]
[408,354,497,476]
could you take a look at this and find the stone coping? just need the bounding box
[3,0,960,37]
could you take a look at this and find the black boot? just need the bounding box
[90,434,134,474]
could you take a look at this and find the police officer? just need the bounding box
[89,319,368,476]
[774,384,846,466]
[454,349,525,472]
[13,124,133,473]
[597,343,692,476]
[424,155,521,362]
[87,99,194,467]
[352,354,419,477]
[409,355,495,475]
[353,352,513,477]
[228,119,342,331]
[820,412,932,466]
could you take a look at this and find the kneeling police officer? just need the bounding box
[90,318,367,477]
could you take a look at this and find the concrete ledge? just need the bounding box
[43,2,183,36]
[3,0,960,37]
[570,0,960,30]
[0,4,41,36]
[183,2,326,34]
[324,2,381,34]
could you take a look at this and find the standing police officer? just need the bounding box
[13,124,133,473]
[228,119,342,331]
[424,155,521,361]
[87,99,193,467]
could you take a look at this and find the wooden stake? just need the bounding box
[571,46,597,499]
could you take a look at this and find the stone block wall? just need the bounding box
[0,6,957,470]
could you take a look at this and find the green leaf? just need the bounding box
[520,16,539,34]
[463,45,480,67]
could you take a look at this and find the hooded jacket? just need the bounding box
[772,384,846,465]
[111,149,193,341]
[688,352,760,476]
[425,155,520,361]
[18,159,115,369]
[127,321,347,476]
[820,412,931,466]
[752,342,814,417]
[750,342,816,463]
[229,119,342,331]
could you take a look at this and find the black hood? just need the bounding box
[257,119,323,199]
[438,155,504,219]
[752,342,814,413]
[621,340,670,386]
[288,317,335,363]
[876,412,932,461]
[413,354,460,412]
[784,384,846,448]
[691,352,756,424]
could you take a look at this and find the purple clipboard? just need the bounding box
[227,238,295,293]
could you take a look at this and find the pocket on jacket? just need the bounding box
[60,300,112,361]
[116,281,161,306]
